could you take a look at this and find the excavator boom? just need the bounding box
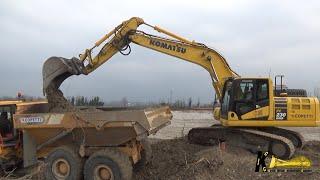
[42,17,238,98]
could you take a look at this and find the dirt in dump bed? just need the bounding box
[133,138,320,180]
[45,84,76,112]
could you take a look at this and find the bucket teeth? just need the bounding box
[42,56,85,95]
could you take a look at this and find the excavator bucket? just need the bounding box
[42,56,84,94]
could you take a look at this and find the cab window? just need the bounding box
[221,81,232,118]
[256,80,269,108]
[234,80,254,101]
[0,106,14,138]
[257,81,268,101]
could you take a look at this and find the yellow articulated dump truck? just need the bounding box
[0,100,172,179]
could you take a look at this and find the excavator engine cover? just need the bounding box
[42,56,84,94]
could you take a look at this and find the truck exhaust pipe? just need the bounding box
[42,56,85,95]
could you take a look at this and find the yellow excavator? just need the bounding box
[43,17,319,159]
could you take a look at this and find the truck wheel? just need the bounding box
[84,148,132,180]
[45,145,82,180]
[134,138,152,171]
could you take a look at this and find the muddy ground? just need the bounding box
[4,138,319,180]
[137,110,320,179]
[133,138,320,180]
[138,110,320,180]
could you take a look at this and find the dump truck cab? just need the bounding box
[0,102,17,164]
[0,100,48,169]
[0,102,15,141]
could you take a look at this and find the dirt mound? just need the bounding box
[133,138,320,180]
[133,138,223,180]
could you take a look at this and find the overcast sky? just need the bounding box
[1,0,320,103]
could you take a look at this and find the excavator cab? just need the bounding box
[0,104,17,159]
[220,78,270,121]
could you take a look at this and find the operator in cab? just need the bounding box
[0,112,11,138]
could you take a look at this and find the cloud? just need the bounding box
[1,0,320,102]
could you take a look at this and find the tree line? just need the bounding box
[67,96,104,106]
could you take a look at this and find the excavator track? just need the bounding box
[188,125,295,159]
[256,127,305,149]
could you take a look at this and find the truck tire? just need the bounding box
[134,138,152,171]
[45,145,82,180]
[84,148,132,180]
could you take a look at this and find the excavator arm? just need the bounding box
[43,17,238,100]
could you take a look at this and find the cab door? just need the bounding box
[232,79,256,119]
[254,79,270,119]
[221,81,233,119]
[0,105,16,140]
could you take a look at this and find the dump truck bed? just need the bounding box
[13,106,172,147]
